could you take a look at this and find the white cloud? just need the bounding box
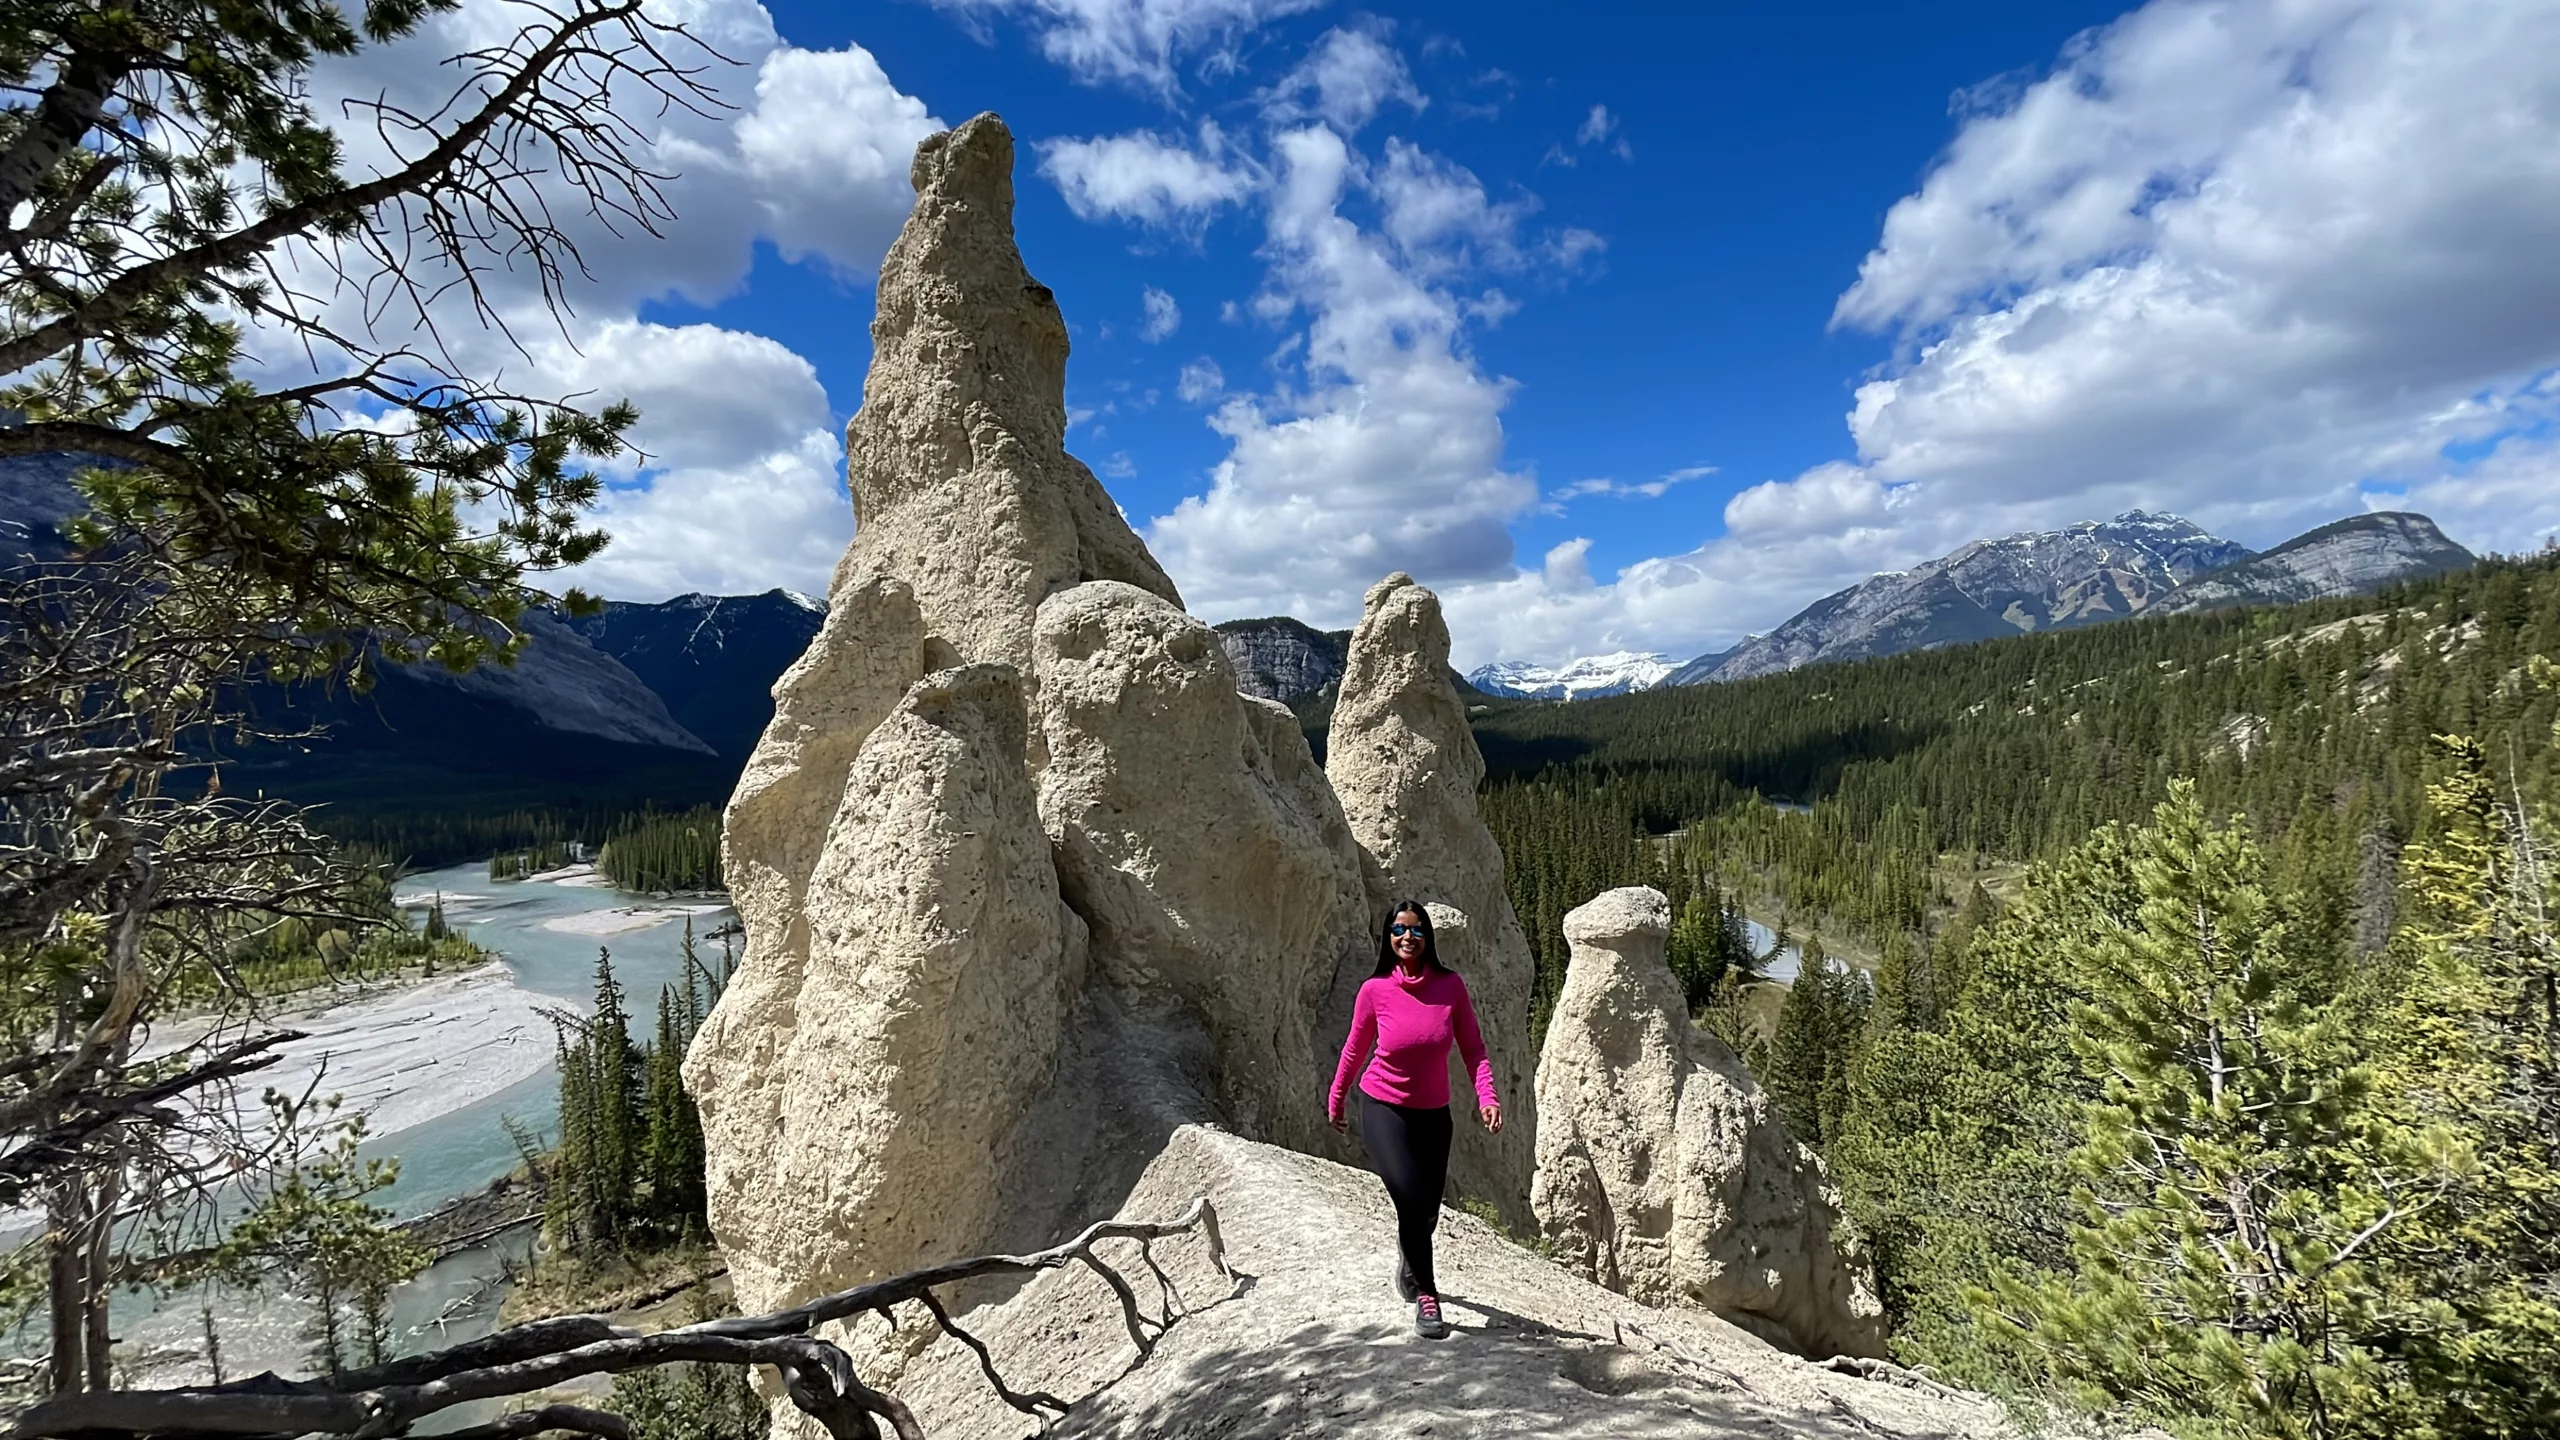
[526,321,853,600]
[1037,126,1258,226]
[929,0,1321,97]
[731,45,943,275]
[1575,104,1615,146]
[1140,285,1182,341]
[565,428,852,600]
[1374,140,1535,276]
[1822,0,2560,547]
[1542,537,1595,591]
[266,0,935,602]
[1262,27,1425,132]
[1145,125,1540,621]
[1429,0,2560,667]
[1177,357,1226,401]
[1546,465,1714,508]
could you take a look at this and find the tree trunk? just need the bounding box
[84,1159,122,1391]
[46,1182,85,1395]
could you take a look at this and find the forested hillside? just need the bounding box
[1473,550,2560,1436]
[1483,550,2560,990]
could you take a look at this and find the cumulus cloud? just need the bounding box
[730,45,942,274]
[263,0,937,601]
[1022,29,1607,641]
[1824,0,2560,544]
[1037,126,1259,226]
[929,0,1321,97]
[1262,27,1425,132]
[1145,124,1540,621]
[1140,285,1182,341]
[1436,0,2560,666]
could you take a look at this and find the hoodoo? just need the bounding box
[684,112,1979,1438]
[1325,573,1541,1224]
[1531,886,1887,1358]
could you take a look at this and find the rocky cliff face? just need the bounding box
[2158,512,2475,614]
[687,114,1894,1433]
[1213,615,1349,702]
[1532,887,1886,1359]
[1689,512,2251,684]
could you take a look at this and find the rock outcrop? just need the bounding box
[1677,512,2251,685]
[690,110,1908,1437]
[1325,572,1539,1224]
[688,664,1086,1315]
[880,1125,2002,1438]
[830,113,1178,675]
[1531,887,1887,1359]
[1029,580,1368,1154]
[693,112,1379,1320]
[1213,615,1349,703]
[2158,511,2476,614]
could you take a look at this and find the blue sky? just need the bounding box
[315,0,2560,668]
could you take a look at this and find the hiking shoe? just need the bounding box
[1414,1294,1448,1339]
[1393,1255,1419,1302]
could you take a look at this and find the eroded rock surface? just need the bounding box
[686,664,1086,1314]
[1325,572,1539,1223]
[1029,581,1368,1154]
[1531,886,1887,1359]
[883,1125,2001,1438]
[831,112,1178,673]
[691,110,1912,1439]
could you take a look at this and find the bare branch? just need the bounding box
[3,1197,1241,1440]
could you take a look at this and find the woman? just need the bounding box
[1327,900,1504,1339]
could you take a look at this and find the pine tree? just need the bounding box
[641,986,706,1236]
[2352,729,2560,1434]
[1990,783,2454,1439]
[1762,940,1866,1147]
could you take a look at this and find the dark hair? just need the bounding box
[1371,900,1448,977]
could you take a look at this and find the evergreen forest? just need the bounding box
[1471,551,2560,1437]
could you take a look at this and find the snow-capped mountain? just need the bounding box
[1468,651,1678,701]
[1678,512,2253,685]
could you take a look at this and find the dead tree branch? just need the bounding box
[2,1195,1240,1440]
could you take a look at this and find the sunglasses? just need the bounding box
[1390,923,1426,938]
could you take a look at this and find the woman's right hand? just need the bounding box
[1328,1108,1347,1133]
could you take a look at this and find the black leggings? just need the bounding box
[1360,1092,1453,1297]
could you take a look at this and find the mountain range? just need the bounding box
[1468,651,1677,700]
[1664,510,2473,689]
[3,447,2485,797]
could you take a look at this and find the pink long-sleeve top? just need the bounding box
[1329,965,1500,1118]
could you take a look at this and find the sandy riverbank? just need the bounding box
[539,902,728,938]
[152,962,578,1149]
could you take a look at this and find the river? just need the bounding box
[91,864,733,1392]
[1741,917,1805,984]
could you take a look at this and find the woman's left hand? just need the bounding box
[1479,1103,1503,1135]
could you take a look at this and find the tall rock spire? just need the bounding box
[834,112,1179,674]
[1325,572,1540,1225]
